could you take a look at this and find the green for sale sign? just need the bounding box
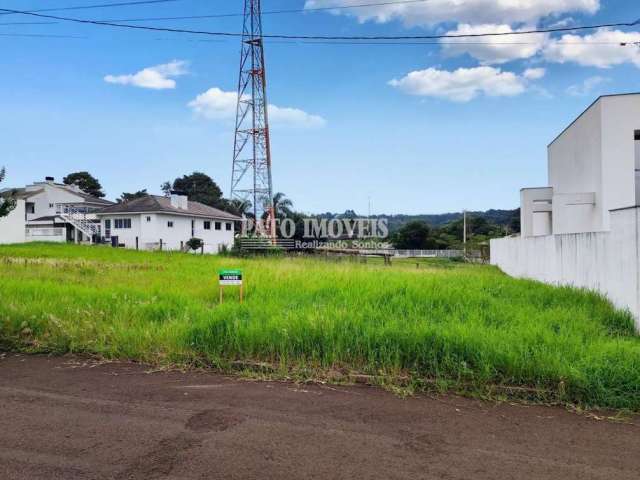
[219,269,243,286]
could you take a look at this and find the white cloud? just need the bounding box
[548,17,575,28]
[566,75,610,96]
[303,0,599,27]
[523,67,546,80]
[440,24,548,64]
[544,29,640,68]
[188,87,326,128]
[104,60,188,90]
[268,105,326,128]
[188,87,238,119]
[389,66,535,102]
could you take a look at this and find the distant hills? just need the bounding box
[318,209,521,234]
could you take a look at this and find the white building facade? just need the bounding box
[0,177,113,244]
[0,197,26,244]
[491,94,640,328]
[95,193,239,253]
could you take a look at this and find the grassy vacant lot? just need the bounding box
[1,243,639,410]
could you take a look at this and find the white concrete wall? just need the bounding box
[0,199,26,244]
[99,213,235,254]
[25,228,66,242]
[548,99,603,234]
[601,95,640,221]
[521,187,553,237]
[491,207,640,328]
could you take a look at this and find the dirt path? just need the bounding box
[1,353,638,480]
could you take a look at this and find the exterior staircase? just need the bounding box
[56,204,101,240]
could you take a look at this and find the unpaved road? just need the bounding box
[0,354,638,480]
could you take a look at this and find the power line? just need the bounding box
[0,0,434,27]
[267,40,640,46]
[0,0,181,16]
[103,0,434,22]
[3,31,633,46]
[1,7,639,41]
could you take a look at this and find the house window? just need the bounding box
[49,203,54,208]
[104,219,111,238]
[204,221,211,230]
[191,220,195,237]
[226,222,232,231]
[215,222,221,230]
[114,218,131,229]
[26,203,35,214]
[167,221,174,228]
[146,216,151,222]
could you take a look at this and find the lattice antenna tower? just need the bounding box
[230,0,275,236]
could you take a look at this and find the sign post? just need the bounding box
[218,269,243,304]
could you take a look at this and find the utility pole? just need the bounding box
[463,210,467,255]
[231,0,275,238]
[367,196,372,238]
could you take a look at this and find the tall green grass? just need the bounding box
[1,243,639,409]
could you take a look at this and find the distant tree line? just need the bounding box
[391,215,515,250]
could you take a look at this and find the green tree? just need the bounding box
[392,221,436,249]
[272,192,293,218]
[0,167,17,218]
[117,189,149,203]
[228,199,252,217]
[63,171,105,198]
[186,237,203,251]
[169,172,223,208]
[160,181,172,197]
[508,209,521,234]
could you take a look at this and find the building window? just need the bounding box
[226,222,232,231]
[49,203,54,208]
[146,216,151,222]
[26,203,35,214]
[204,221,211,230]
[215,222,221,230]
[114,218,131,229]
[167,221,174,228]
[191,220,195,237]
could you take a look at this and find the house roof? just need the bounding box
[29,215,64,222]
[71,191,114,205]
[0,187,44,200]
[27,181,114,205]
[96,195,241,220]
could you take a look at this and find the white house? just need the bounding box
[519,93,640,238]
[0,177,113,244]
[95,192,240,253]
[491,93,640,328]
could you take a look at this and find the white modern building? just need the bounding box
[0,177,113,244]
[491,93,640,328]
[95,193,240,253]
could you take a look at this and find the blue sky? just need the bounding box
[1,0,639,214]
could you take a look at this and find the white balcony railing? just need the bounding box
[55,204,100,238]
